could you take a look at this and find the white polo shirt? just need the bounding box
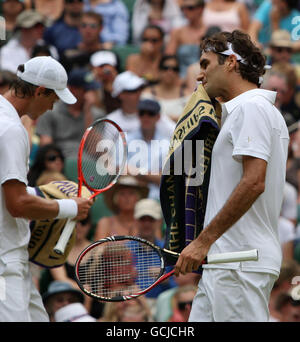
[203,89,289,277]
[0,96,30,263]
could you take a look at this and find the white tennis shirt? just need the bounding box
[203,89,289,277]
[0,96,31,263]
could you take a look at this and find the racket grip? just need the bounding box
[207,249,258,264]
[53,219,77,255]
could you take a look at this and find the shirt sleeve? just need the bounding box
[229,101,272,163]
[253,0,271,25]
[0,125,29,185]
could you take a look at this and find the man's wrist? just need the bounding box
[55,199,78,219]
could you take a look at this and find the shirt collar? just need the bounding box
[0,95,22,123]
[223,89,277,115]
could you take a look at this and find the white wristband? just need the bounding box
[55,199,78,219]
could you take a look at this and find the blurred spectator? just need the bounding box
[35,68,101,159]
[27,0,64,24]
[43,0,83,57]
[0,0,25,47]
[126,24,165,85]
[83,0,129,48]
[27,144,65,186]
[267,30,294,65]
[131,0,186,45]
[99,297,153,322]
[276,285,300,322]
[0,10,47,72]
[165,0,206,78]
[109,71,175,137]
[168,284,197,322]
[248,0,300,48]
[278,215,296,261]
[202,0,250,32]
[90,50,121,114]
[126,98,171,200]
[42,281,84,322]
[0,70,18,94]
[94,175,149,240]
[61,11,104,72]
[269,260,300,321]
[141,54,191,122]
[31,40,58,59]
[36,170,67,186]
[54,302,96,322]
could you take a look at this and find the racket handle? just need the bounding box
[207,249,258,264]
[53,219,77,255]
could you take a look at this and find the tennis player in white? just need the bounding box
[174,31,289,321]
[0,57,93,322]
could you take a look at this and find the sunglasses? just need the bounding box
[138,110,158,117]
[272,46,292,53]
[46,154,62,162]
[142,37,161,44]
[181,4,201,11]
[161,65,179,72]
[81,23,99,29]
[178,301,193,311]
[65,0,83,3]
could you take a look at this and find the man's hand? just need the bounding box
[73,197,93,221]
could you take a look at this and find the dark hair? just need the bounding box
[82,10,103,26]
[27,144,65,186]
[142,24,164,40]
[31,42,52,58]
[0,70,18,88]
[159,54,179,69]
[10,64,55,98]
[201,30,266,87]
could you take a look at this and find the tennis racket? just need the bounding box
[54,118,127,255]
[74,235,258,302]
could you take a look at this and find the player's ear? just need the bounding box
[34,86,46,97]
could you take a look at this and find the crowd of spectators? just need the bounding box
[0,0,300,322]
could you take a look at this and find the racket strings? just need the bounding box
[77,240,162,300]
[81,121,126,190]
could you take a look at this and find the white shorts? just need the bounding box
[188,268,277,322]
[0,259,49,322]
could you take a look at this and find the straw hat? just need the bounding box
[104,175,149,213]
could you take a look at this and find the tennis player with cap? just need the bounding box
[174,30,289,321]
[0,56,93,322]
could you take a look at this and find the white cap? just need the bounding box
[112,71,145,97]
[54,303,97,322]
[17,56,77,104]
[90,50,117,67]
[134,198,162,220]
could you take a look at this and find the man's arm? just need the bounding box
[3,179,92,221]
[174,155,267,275]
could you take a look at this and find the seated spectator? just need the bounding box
[43,0,83,57]
[267,30,294,65]
[202,0,250,32]
[276,285,300,322]
[0,10,47,72]
[165,0,206,79]
[131,0,185,45]
[248,0,300,48]
[0,0,25,48]
[126,25,165,85]
[61,11,104,73]
[126,98,171,200]
[27,144,65,186]
[94,175,149,240]
[141,55,192,122]
[83,0,129,49]
[31,40,59,59]
[109,70,175,137]
[42,281,84,322]
[90,50,121,114]
[54,302,96,322]
[35,68,101,159]
[168,284,197,322]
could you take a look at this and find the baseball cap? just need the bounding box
[90,50,118,67]
[112,71,145,97]
[138,98,161,114]
[17,56,77,104]
[42,281,84,304]
[68,68,100,91]
[54,303,96,322]
[16,10,45,29]
[270,30,292,48]
[134,198,162,220]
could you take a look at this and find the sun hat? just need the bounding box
[90,50,118,67]
[54,303,96,322]
[134,198,162,220]
[16,10,45,29]
[112,71,145,97]
[42,281,84,304]
[270,30,293,49]
[138,98,161,115]
[16,56,77,104]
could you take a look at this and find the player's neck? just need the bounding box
[3,91,30,118]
